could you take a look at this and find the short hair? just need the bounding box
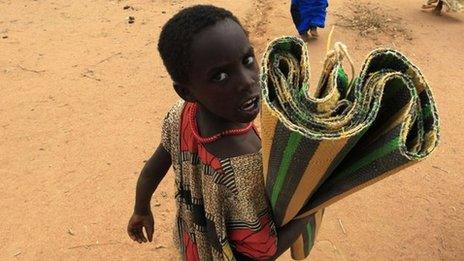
[158,5,243,84]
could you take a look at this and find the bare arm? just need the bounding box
[128,144,172,243]
[134,144,172,214]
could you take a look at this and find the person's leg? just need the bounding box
[291,1,311,41]
[300,32,310,42]
[307,0,327,38]
[433,0,444,15]
[309,26,318,37]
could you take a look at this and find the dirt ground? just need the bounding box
[1,0,463,260]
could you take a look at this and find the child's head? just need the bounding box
[158,5,260,123]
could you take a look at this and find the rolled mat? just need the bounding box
[260,36,440,259]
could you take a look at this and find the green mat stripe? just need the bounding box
[266,122,291,196]
[271,131,303,207]
[331,135,401,182]
[305,133,365,200]
[304,220,314,255]
[306,148,411,213]
[273,137,320,224]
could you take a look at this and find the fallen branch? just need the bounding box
[338,219,347,234]
[18,65,45,73]
[145,40,155,46]
[68,242,122,250]
[95,52,122,65]
[81,74,101,81]
[432,165,449,174]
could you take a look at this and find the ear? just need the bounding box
[173,82,196,102]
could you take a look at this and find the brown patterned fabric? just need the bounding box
[161,100,277,261]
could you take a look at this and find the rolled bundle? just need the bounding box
[260,36,440,258]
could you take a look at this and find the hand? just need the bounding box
[127,211,154,243]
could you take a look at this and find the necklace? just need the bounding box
[189,103,253,144]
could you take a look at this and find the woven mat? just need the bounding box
[260,36,440,259]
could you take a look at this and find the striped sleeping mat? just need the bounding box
[260,36,440,259]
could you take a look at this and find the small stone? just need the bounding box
[161,11,166,14]
[123,5,131,10]
[2,35,8,39]
[128,16,135,24]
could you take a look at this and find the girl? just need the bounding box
[127,5,310,261]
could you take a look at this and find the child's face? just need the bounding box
[184,19,260,123]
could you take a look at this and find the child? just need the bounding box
[290,0,329,40]
[127,5,311,261]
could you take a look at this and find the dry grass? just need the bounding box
[333,1,412,41]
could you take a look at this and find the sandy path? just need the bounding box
[1,0,463,260]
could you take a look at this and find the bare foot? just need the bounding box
[433,8,443,15]
[433,1,443,15]
[299,32,310,42]
[309,27,318,38]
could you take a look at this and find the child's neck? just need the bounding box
[196,104,250,137]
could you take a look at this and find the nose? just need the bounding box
[238,67,258,92]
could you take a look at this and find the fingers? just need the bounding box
[131,228,146,243]
[137,228,148,243]
[146,222,154,242]
[128,215,154,243]
[128,225,141,243]
[134,224,146,243]
[128,224,146,243]
[128,230,138,242]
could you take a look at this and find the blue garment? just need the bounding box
[290,0,328,35]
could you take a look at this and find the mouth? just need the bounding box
[240,96,260,112]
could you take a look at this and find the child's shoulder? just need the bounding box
[161,100,185,152]
[162,100,185,128]
[165,99,185,119]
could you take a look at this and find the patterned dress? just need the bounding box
[161,101,277,261]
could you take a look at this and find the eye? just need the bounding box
[244,56,254,66]
[212,72,228,82]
